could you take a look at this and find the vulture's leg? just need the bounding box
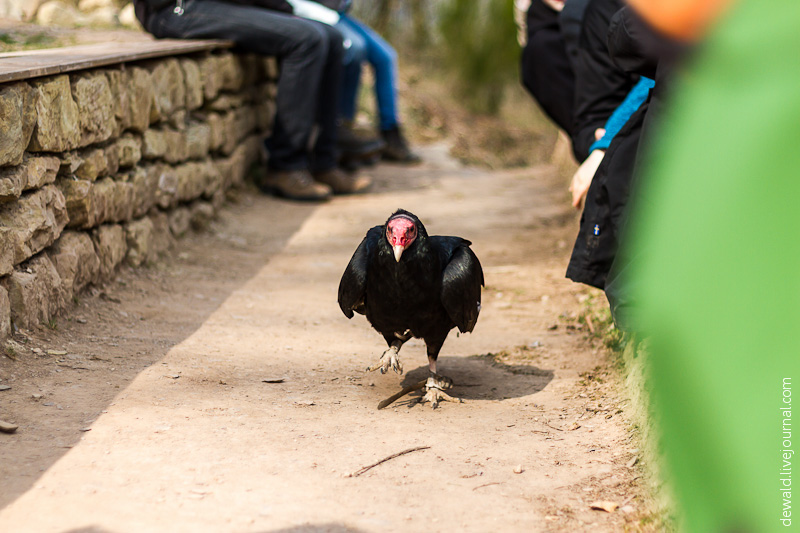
[366,330,411,375]
[418,337,462,409]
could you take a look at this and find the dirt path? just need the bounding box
[0,145,654,532]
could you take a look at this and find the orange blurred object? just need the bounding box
[626,0,735,41]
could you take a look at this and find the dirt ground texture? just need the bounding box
[0,142,662,532]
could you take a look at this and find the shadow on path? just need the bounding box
[0,194,316,510]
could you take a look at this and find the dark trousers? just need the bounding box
[144,0,343,171]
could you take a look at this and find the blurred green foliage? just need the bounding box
[437,0,520,114]
[0,32,58,52]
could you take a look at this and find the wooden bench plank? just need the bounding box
[0,39,234,83]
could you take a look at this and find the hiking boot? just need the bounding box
[312,168,372,195]
[259,169,332,202]
[381,126,421,164]
[338,122,386,161]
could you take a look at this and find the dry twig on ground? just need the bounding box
[347,446,431,478]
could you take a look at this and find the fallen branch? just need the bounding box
[377,379,427,410]
[347,446,430,477]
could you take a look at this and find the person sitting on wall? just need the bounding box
[133,0,374,201]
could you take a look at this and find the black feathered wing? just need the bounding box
[435,237,485,333]
[338,226,382,318]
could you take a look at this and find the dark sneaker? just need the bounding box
[259,169,332,201]
[312,168,372,195]
[338,123,386,161]
[381,126,422,164]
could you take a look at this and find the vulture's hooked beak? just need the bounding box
[392,244,404,262]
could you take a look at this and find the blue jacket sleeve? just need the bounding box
[589,77,654,153]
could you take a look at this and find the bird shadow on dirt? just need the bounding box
[396,354,554,404]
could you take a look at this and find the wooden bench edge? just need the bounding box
[0,39,234,84]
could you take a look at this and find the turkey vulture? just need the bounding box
[338,209,484,407]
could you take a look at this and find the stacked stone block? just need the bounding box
[0,52,278,336]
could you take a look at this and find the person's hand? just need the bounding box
[595,128,606,141]
[570,149,605,209]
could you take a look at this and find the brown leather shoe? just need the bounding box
[312,168,372,195]
[259,169,332,201]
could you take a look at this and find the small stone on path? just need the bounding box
[590,501,619,513]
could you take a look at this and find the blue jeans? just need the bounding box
[335,14,399,131]
[144,0,343,172]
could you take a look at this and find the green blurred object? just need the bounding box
[629,0,800,531]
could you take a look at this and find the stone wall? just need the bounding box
[0,50,277,338]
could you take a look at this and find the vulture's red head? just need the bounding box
[386,212,418,262]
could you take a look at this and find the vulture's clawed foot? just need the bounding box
[419,374,462,409]
[366,346,403,375]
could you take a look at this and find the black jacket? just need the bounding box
[134,0,292,30]
[520,0,576,137]
[566,5,684,331]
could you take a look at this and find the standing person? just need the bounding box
[133,0,373,201]
[519,0,644,172]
